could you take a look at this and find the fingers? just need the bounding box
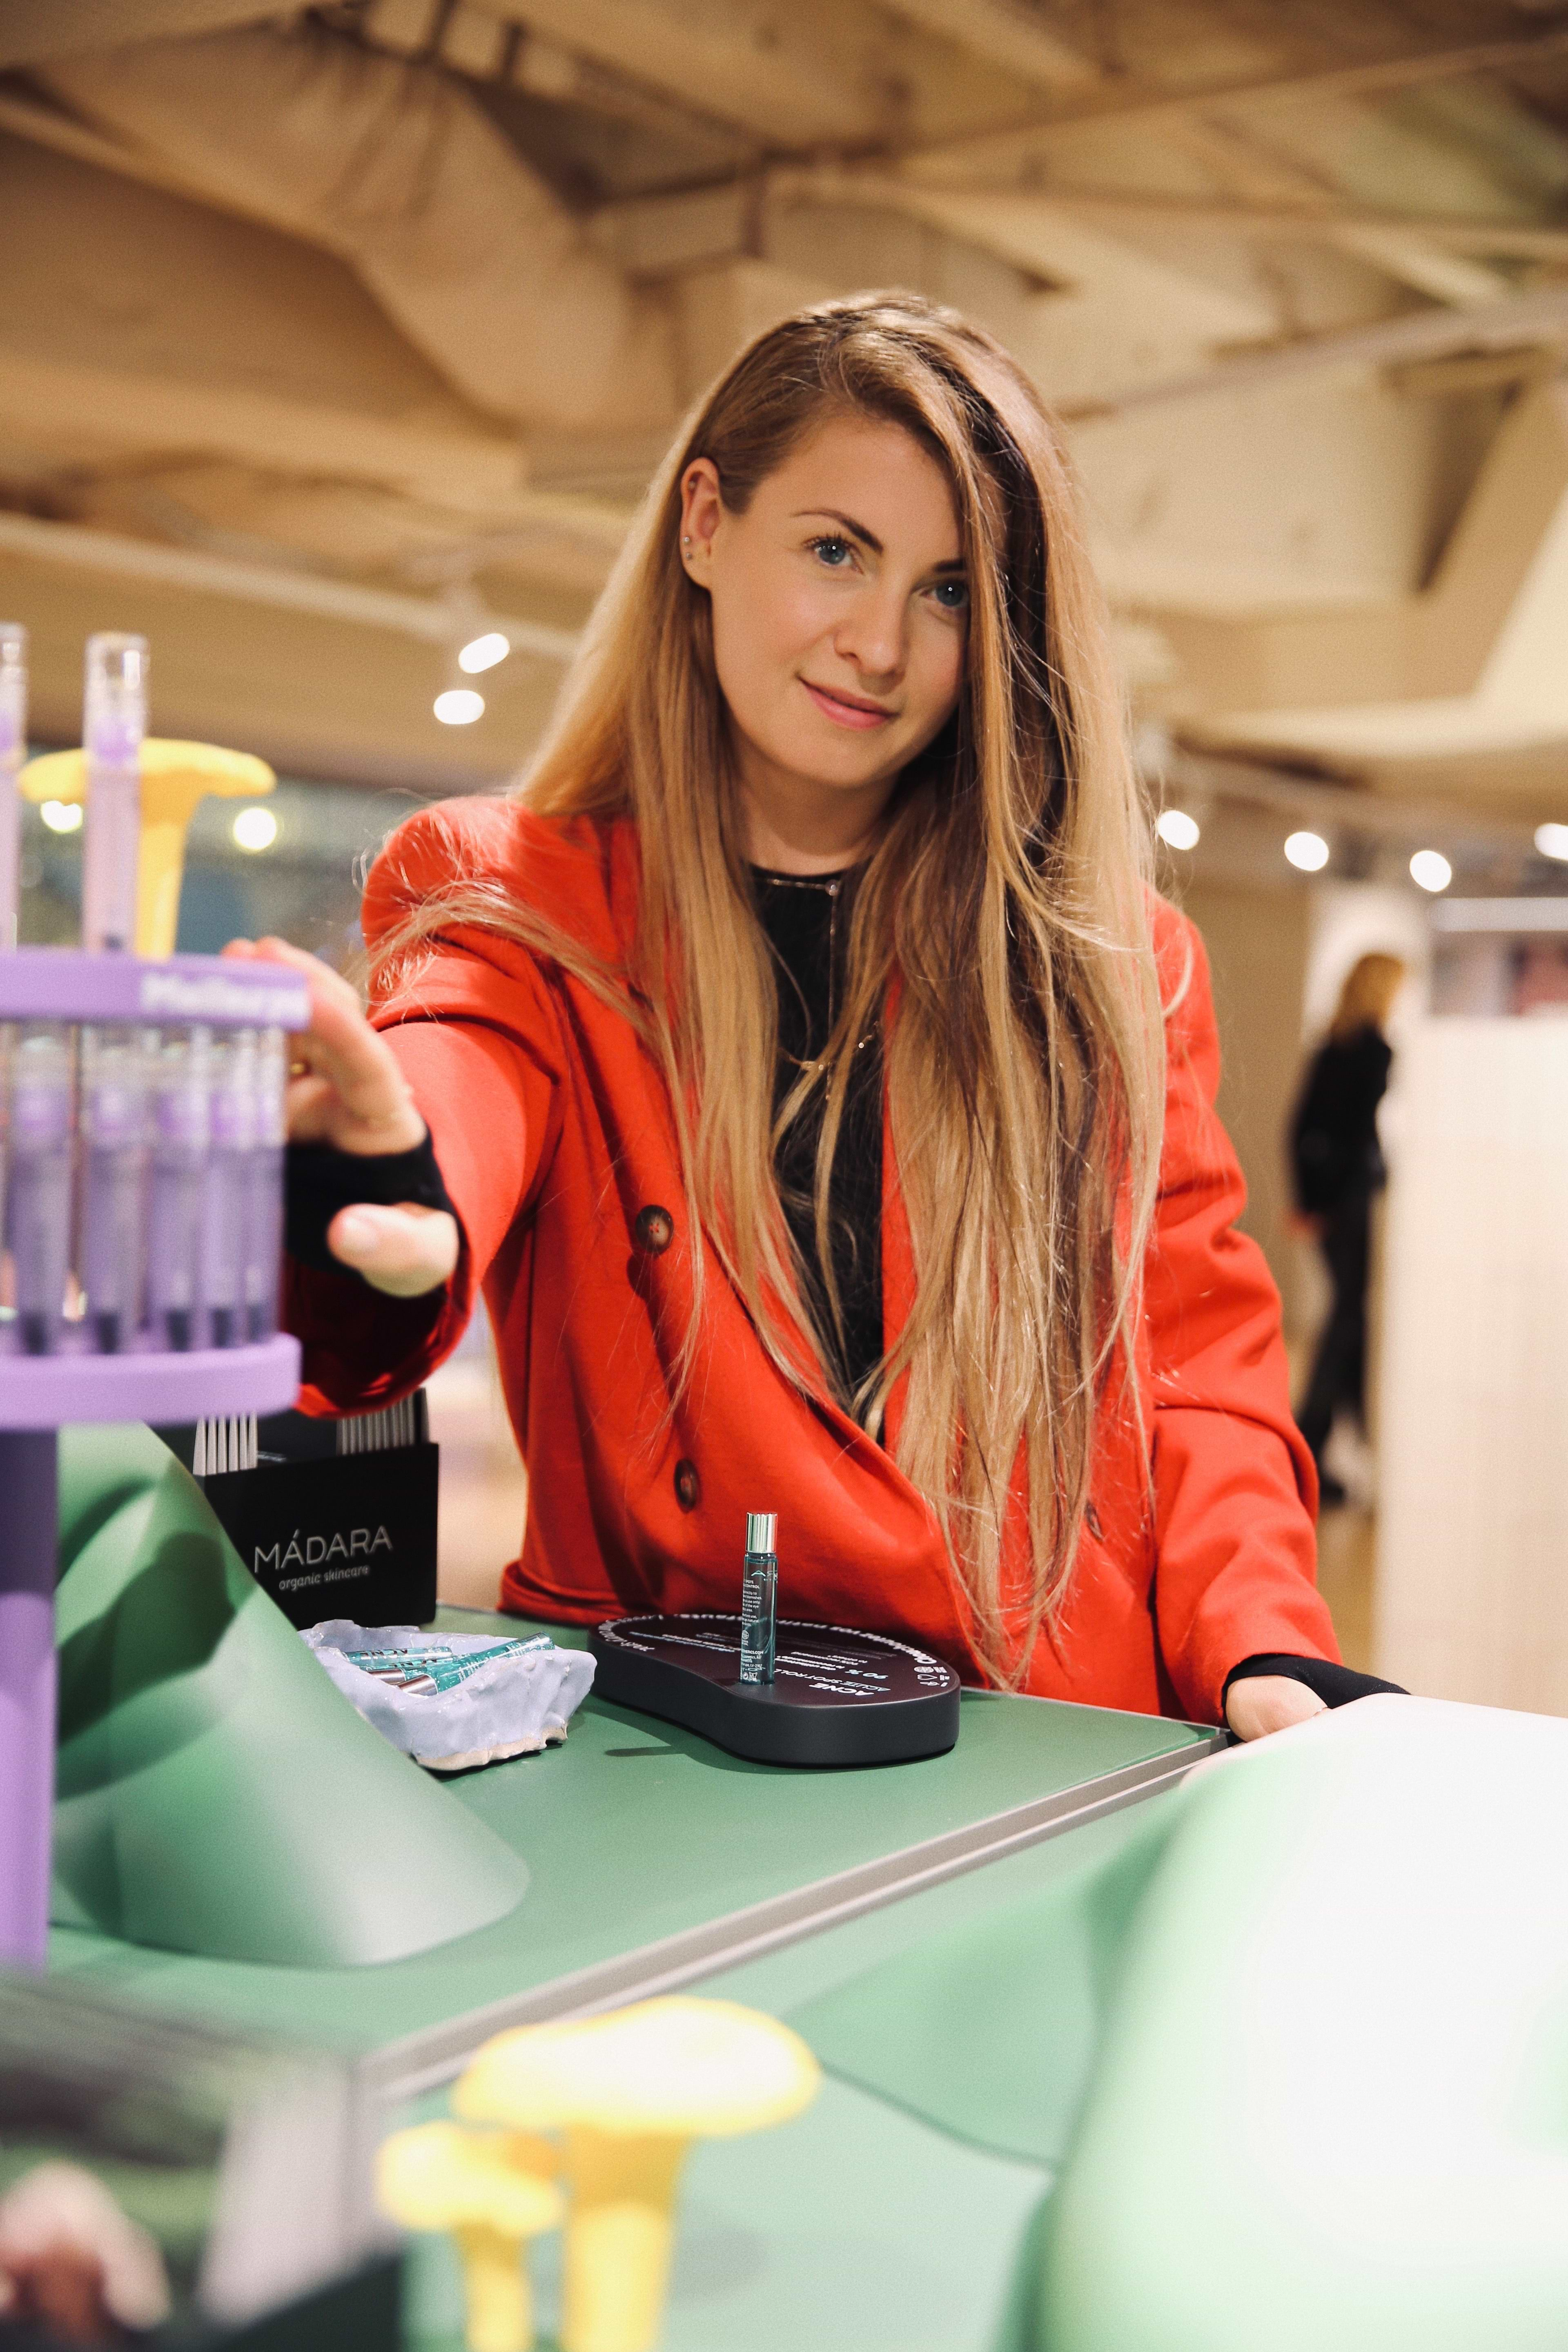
[325,1203,460,1299]
[1224,1675,1329,1742]
[225,935,425,1155]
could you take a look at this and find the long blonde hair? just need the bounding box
[1329,952,1405,1042]
[375,292,1164,1684]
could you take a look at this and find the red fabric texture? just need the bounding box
[287,799,1336,1722]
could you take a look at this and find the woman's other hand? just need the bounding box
[224,936,459,1298]
[1225,1674,1329,1741]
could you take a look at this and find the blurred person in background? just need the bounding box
[1289,953,1406,1506]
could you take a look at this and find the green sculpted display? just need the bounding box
[51,1424,527,1967]
[1042,1699,1568,2351]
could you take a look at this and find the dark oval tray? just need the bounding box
[588,1612,961,1767]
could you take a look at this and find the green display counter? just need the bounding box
[403,1791,1185,2352]
[45,1430,1222,2103]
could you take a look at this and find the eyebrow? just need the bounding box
[793,508,965,573]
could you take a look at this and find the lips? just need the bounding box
[801,679,896,731]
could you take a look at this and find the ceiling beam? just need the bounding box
[907,22,1568,161]
[0,2,280,70]
[873,0,1096,91]
[1062,283,1568,423]
[470,0,904,146]
[0,510,580,659]
[951,185,1568,263]
[0,85,227,213]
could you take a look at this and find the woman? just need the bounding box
[240,293,1387,1738]
[1290,952,1405,1505]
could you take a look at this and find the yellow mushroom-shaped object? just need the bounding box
[376,2121,563,2352]
[455,1998,820,2352]
[21,740,275,958]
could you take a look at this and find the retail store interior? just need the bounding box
[7,3,1568,2348]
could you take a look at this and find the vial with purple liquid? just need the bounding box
[147,1026,209,1352]
[246,1025,287,1341]
[79,1025,151,1354]
[7,1025,73,1355]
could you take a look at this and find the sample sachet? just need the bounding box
[302,1621,595,1774]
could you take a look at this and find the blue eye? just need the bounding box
[931,579,969,612]
[809,535,853,567]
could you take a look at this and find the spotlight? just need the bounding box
[39,800,82,834]
[1156,808,1200,852]
[232,805,278,853]
[1410,849,1452,893]
[458,631,510,675]
[1284,830,1329,873]
[1536,823,1568,863]
[434,688,484,726]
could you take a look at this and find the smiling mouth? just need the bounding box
[801,679,897,730]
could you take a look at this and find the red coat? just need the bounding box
[288,800,1337,1722]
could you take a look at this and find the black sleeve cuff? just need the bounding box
[285,1132,456,1278]
[1223,1652,1408,1710]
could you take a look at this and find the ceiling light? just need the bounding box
[232,805,278,853]
[1284,830,1328,873]
[434,688,484,726]
[1156,808,1200,852]
[39,800,82,834]
[1536,823,1568,863]
[1410,849,1452,894]
[458,631,510,675]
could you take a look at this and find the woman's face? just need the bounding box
[679,413,969,865]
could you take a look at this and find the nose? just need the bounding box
[833,580,906,685]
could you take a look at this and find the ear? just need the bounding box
[679,458,723,583]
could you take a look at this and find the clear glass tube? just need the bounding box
[7,1024,74,1354]
[80,1025,151,1354]
[80,633,147,955]
[147,1025,209,1351]
[0,625,26,954]
[202,1029,255,1350]
[245,1026,287,1341]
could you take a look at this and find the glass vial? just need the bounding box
[739,1510,778,1687]
[80,633,147,954]
[9,1024,74,1354]
[80,1024,151,1354]
[0,624,26,952]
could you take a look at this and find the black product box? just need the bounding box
[201,1447,439,1630]
[158,1405,439,1631]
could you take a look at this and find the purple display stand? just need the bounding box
[0,950,309,1972]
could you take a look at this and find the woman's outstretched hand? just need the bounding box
[224,937,459,1299]
[1224,1675,1328,1741]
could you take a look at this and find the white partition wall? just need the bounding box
[1376,1018,1568,1712]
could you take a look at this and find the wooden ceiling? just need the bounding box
[3,0,1568,811]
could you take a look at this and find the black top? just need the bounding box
[751,864,884,1411]
[1289,1027,1393,1216]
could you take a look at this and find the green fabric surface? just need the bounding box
[390,1802,1190,2352]
[786,1788,1183,2167]
[1040,1701,1568,2351]
[47,1571,1207,2060]
[51,1425,527,1967]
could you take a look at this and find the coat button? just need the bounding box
[674,1459,701,1512]
[634,1204,675,1255]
